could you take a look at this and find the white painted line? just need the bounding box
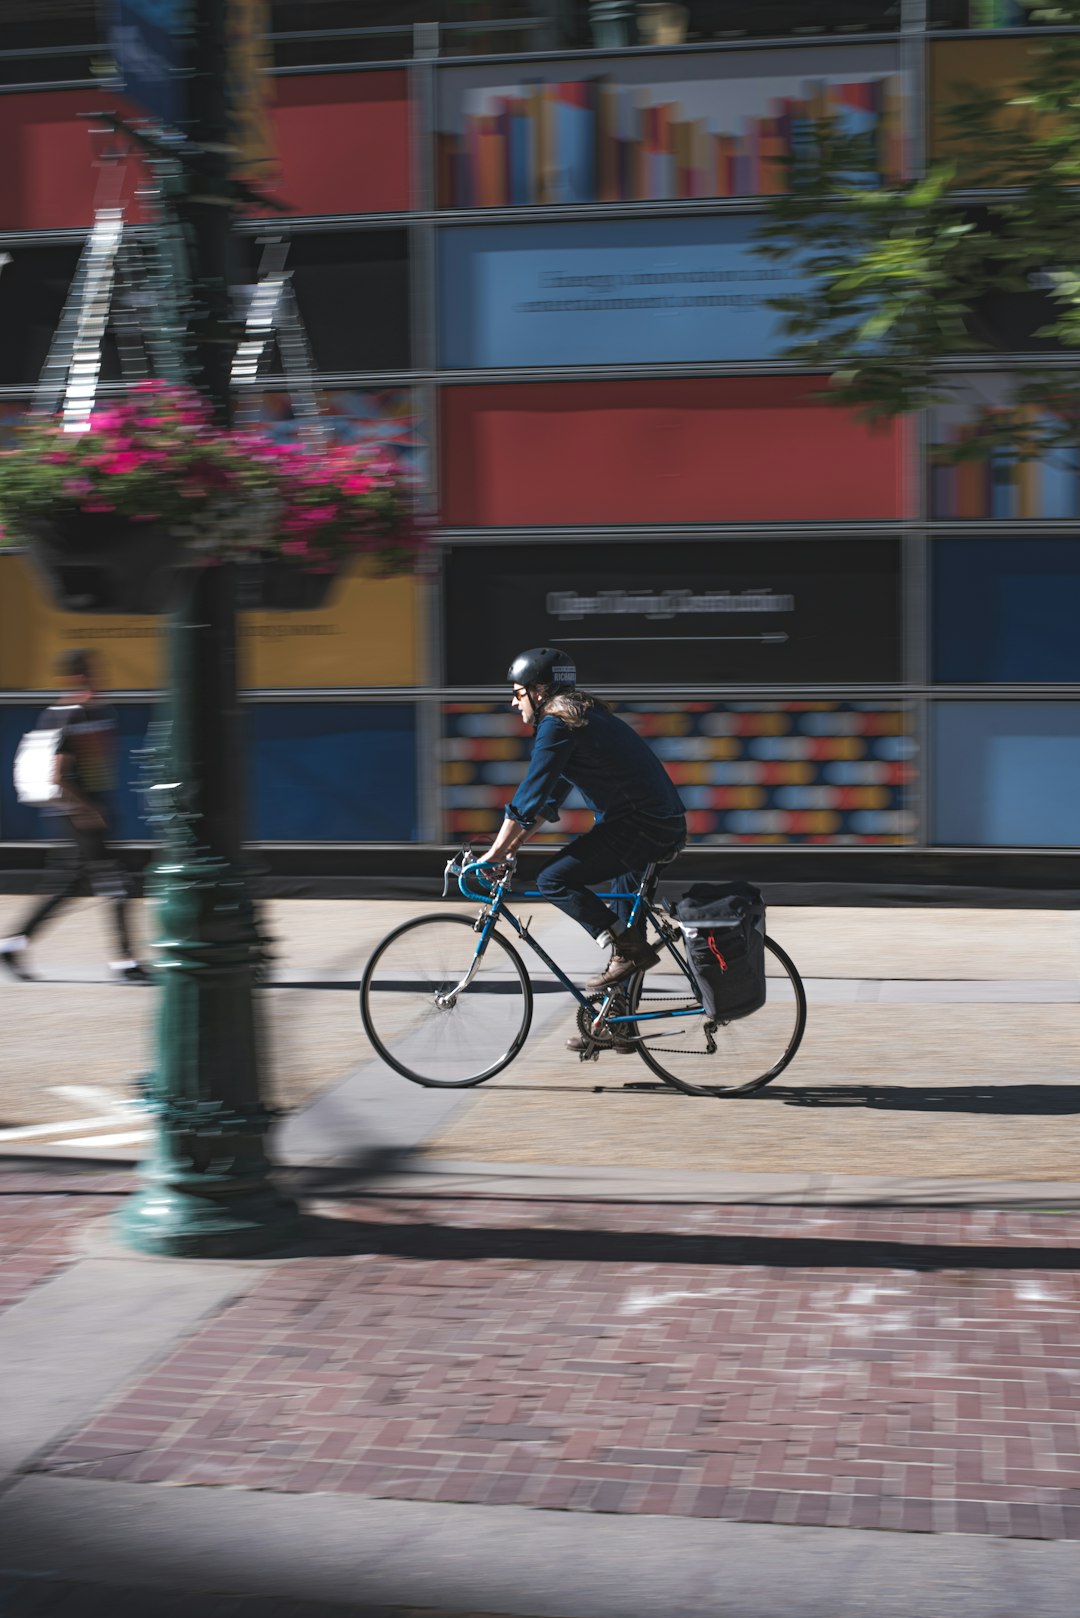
[63,1129,149,1149]
[51,1084,137,1113]
[0,1114,130,1144]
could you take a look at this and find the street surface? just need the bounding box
[4,896,1080,1613]
[2,895,1080,1187]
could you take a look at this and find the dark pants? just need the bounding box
[20,817,134,961]
[535,814,686,940]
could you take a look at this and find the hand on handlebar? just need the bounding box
[441,845,517,899]
[477,851,517,880]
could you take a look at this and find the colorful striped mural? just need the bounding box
[442,701,917,845]
[931,409,1080,519]
[436,73,904,208]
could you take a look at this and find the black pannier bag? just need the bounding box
[672,882,767,1023]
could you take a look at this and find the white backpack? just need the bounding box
[13,708,74,807]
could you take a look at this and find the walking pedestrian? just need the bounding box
[0,648,149,983]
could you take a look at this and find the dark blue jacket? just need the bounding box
[505,704,686,832]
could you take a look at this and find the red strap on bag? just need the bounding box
[708,935,727,972]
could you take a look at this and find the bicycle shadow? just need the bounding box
[762,1083,1080,1115]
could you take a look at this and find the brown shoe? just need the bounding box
[587,936,661,993]
[565,1035,637,1055]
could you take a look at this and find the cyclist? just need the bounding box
[478,649,686,1038]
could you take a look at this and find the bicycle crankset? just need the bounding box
[574,990,636,1058]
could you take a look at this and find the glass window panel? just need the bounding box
[243,230,409,375]
[933,538,1080,683]
[933,701,1080,846]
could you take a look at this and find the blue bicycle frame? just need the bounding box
[449,856,705,1035]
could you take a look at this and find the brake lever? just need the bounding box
[442,846,474,898]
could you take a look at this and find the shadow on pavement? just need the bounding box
[272,1212,1080,1272]
[0,1574,521,1618]
[283,1147,419,1195]
[767,1083,1080,1114]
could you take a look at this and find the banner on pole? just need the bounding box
[229,0,277,173]
[108,0,194,129]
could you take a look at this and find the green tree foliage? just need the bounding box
[754,0,1080,460]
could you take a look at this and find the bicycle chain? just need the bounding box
[582,989,716,1057]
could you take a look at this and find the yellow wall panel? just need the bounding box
[239,571,423,690]
[0,554,163,690]
[0,553,423,691]
[929,38,1049,171]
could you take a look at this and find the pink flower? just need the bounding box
[283,504,337,531]
[44,451,71,465]
[342,474,374,495]
[61,476,93,497]
[281,539,311,556]
[89,409,124,433]
[100,451,146,475]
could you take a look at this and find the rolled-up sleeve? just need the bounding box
[505,717,577,829]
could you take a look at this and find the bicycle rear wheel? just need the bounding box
[628,935,806,1096]
[361,914,533,1088]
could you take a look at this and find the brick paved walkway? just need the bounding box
[0,1167,123,1315]
[26,1190,1080,1540]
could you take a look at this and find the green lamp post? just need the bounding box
[117,0,299,1256]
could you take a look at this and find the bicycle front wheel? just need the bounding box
[361,914,533,1088]
[629,935,806,1096]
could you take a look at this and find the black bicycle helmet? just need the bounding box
[507,647,576,727]
[507,647,576,689]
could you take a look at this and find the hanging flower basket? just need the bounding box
[0,385,239,615]
[0,384,423,615]
[237,557,339,613]
[20,511,187,615]
[224,436,423,608]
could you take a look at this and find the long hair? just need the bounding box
[543,689,609,729]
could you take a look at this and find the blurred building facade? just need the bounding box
[1,1,1077,869]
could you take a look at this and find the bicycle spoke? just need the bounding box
[630,936,806,1095]
[361,915,533,1087]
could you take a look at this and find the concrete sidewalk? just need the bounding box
[3,896,1080,1197]
[3,1164,1080,1616]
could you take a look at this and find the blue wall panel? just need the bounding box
[439,217,808,369]
[1,703,419,844]
[0,704,155,842]
[933,538,1080,683]
[247,704,418,842]
[933,702,1080,847]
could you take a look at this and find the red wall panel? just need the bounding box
[0,92,150,230]
[261,72,411,217]
[440,379,909,527]
[0,73,411,230]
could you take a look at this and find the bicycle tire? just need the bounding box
[627,934,806,1096]
[361,913,533,1088]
